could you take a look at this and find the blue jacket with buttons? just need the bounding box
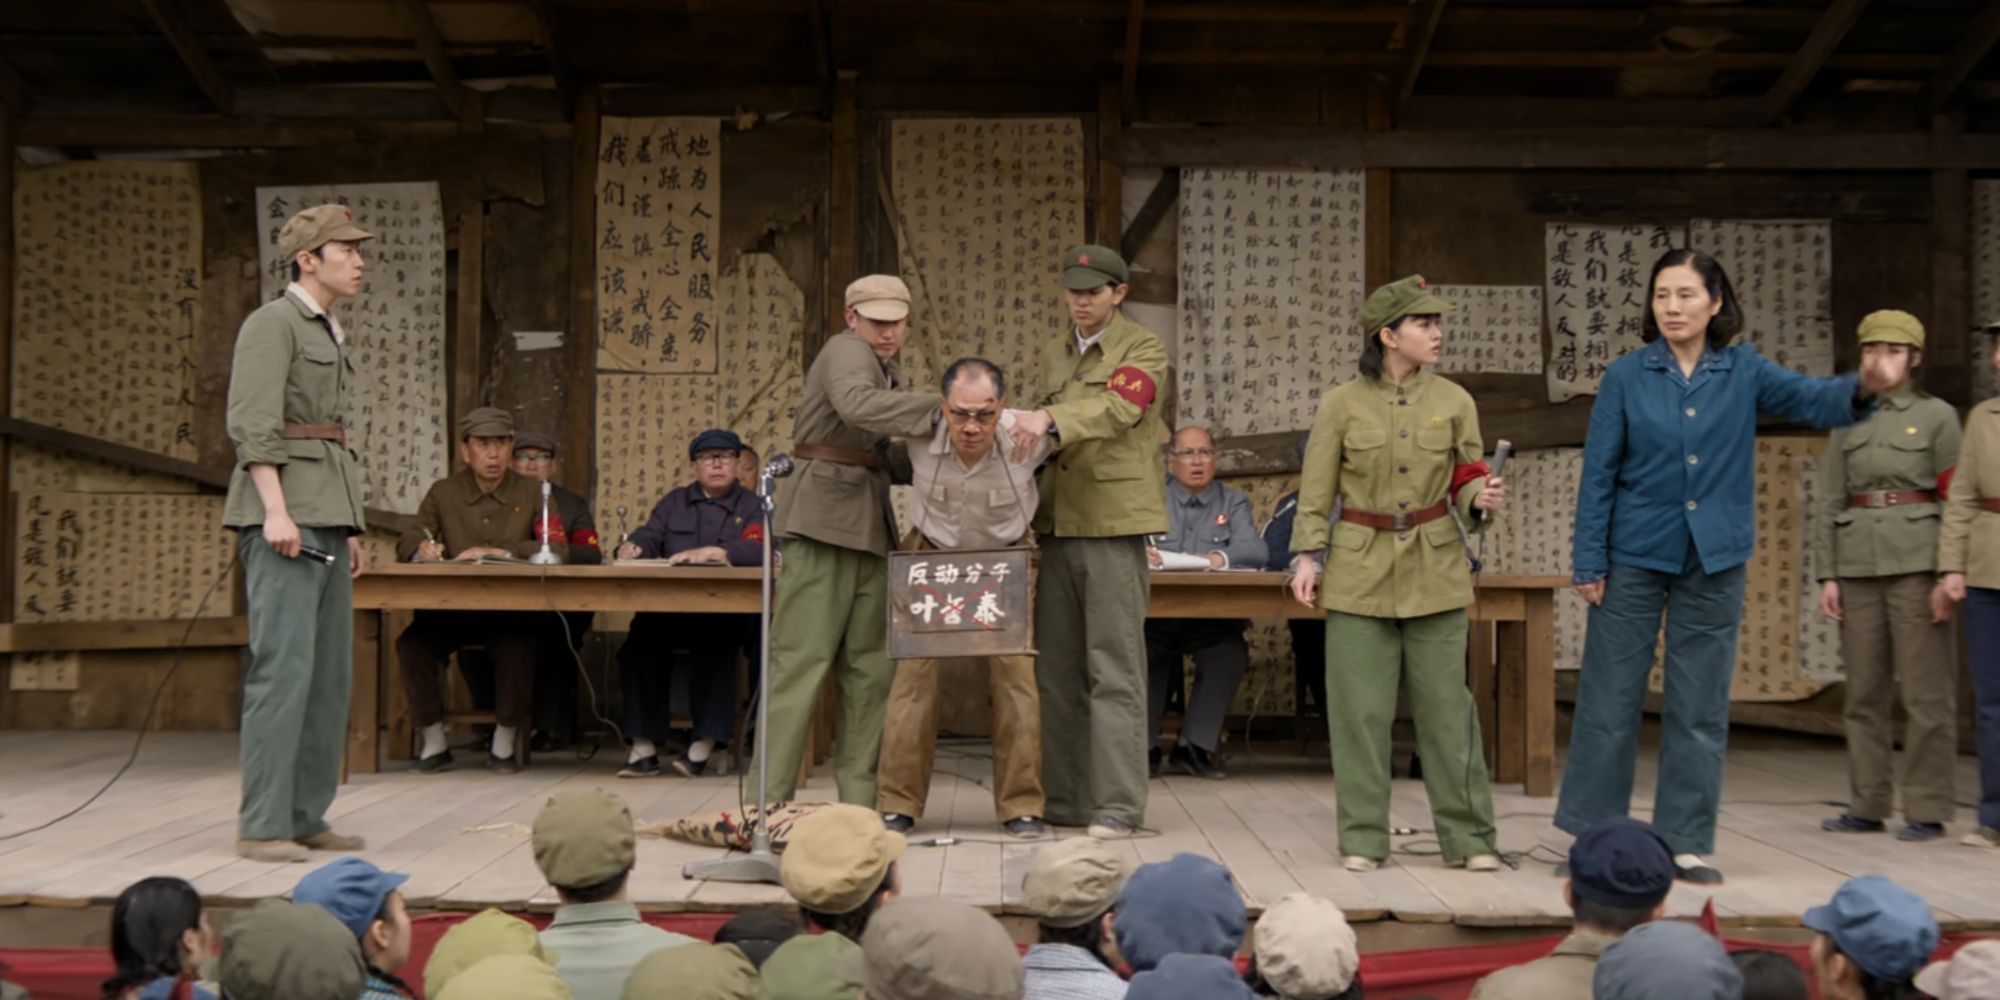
[1572,340,1869,584]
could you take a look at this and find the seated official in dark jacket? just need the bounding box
[613,428,765,778]
[395,407,568,775]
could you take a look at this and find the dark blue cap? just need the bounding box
[1595,922,1742,1000]
[1113,853,1247,973]
[292,857,409,941]
[1125,954,1256,1000]
[1567,818,1676,910]
[1803,875,1940,980]
[688,428,744,459]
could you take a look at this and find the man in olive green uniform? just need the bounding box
[1814,310,1961,841]
[1008,246,1168,839]
[754,276,940,806]
[1288,276,1503,870]
[224,204,372,864]
[1936,319,2000,849]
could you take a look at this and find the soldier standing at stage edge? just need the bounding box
[223,205,373,864]
[1008,245,1169,840]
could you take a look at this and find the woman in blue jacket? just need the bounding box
[1555,249,1888,884]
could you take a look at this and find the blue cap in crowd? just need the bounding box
[1803,875,1940,981]
[1594,921,1742,1000]
[292,857,409,941]
[689,428,744,459]
[1125,953,1256,1000]
[1113,853,1247,973]
[1568,818,1676,910]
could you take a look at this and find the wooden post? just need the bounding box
[1097,81,1123,249]
[1933,118,1972,406]
[826,74,858,347]
[564,86,600,499]
[1364,78,1392,288]
[452,205,485,431]
[0,110,14,698]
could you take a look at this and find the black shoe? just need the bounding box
[618,755,661,778]
[671,755,708,777]
[1171,744,1227,780]
[1897,822,1945,842]
[1676,862,1725,885]
[1148,746,1163,778]
[1004,816,1047,838]
[487,752,520,775]
[882,812,915,834]
[1822,814,1886,834]
[411,750,455,774]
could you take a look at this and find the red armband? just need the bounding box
[741,523,766,544]
[1938,467,1956,498]
[535,515,568,545]
[570,528,601,551]
[1106,366,1158,411]
[1450,460,1491,497]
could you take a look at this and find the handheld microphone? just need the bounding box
[1489,439,1512,479]
[298,545,336,566]
[763,453,794,479]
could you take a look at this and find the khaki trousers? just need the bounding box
[877,533,1044,821]
[1839,573,1958,824]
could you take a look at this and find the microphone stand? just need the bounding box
[529,480,562,566]
[683,453,791,884]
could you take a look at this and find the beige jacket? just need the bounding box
[1940,397,2000,589]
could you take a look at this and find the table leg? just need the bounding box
[385,609,413,762]
[348,610,381,776]
[1496,621,1527,786]
[1522,591,1556,797]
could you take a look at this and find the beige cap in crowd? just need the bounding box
[845,275,912,322]
[436,954,573,1000]
[424,908,557,998]
[780,803,906,914]
[620,943,762,1000]
[1022,837,1126,928]
[1916,940,2000,1000]
[842,897,1024,1000]
[279,204,373,259]
[1254,892,1359,1000]
[218,900,368,1000]
[532,789,637,888]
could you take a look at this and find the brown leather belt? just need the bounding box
[794,441,880,469]
[1982,497,2000,514]
[281,423,348,446]
[1338,500,1450,532]
[1848,490,1937,508]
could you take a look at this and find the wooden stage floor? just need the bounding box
[2,730,1995,930]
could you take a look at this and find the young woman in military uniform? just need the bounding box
[1935,320,2000,850]
[1814,311,1961,842]
[1288,275,1506,873]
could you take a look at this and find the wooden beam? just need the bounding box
[1402,96,1765,129]
[1118,127,2000,171]
[1128,48,1930,70]
[1097,80,1122,247]
[453,206,485,432]
[1933,0,2000,113]
[1760,0,1874,123]
[1393,0,1447,119]
[806,0,834,112]
[826,75,858,343]
[394,0,466,118]
[0,618,248,654]
[563,86,600,502]
[1120,167,1178,263]
[138,0,235,113]
[528,0,576,113]
[1120,0,1146,121]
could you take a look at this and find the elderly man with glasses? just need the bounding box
[612,428,766,777]
[1143,425,1266,780]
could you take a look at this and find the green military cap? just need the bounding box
[514,431,560,456]
[1360,275,1453,334]
[425,908,557,998]
[621,943,763,1000]
[278,204,373,259]
[761,933,862,1000]
[437,954,573,1000]
[1061,244,1130,290]
[1858,309,1925,349]
[459,405,516,441]
[780,804,906,914]
[218,900,368,1000]
[532,789,637,888]
[840,897,1025,1000]
[1022,837,1126,928]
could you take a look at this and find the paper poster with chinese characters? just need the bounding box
[1432,285,1544,376]
[596,117,721,374]
[1794,442,1843,687]
[12,162,202,460]
[13,492,232,623]
[1974,181,2000,402]
[1691,219,1833,376]
[1177,169,1367,437]
[1477,448,1589,671]
[256,182,448,515]
[1544,223,1682,403]
[717,254,806,460]
[593,373,718,545]
[889,118,1086,390]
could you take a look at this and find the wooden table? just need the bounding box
[348,564,1567,795]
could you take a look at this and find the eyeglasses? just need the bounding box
[694,451,738,465]
[946,407,999,423]
[1172,448,1217,459]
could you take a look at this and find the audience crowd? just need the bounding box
[59,801,1990,1000]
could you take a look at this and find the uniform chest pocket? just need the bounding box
[987,488,1023,509]
[299,336,341,366]
[666,509,699,536]
[1344,428,1387,451]
[1417,427,1454,452]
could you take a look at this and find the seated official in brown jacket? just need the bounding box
[394,406,568,775]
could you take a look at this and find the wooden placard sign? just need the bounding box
[887,547,1033,659]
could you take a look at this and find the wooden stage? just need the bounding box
[3,729,1997,930]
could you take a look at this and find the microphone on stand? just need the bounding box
[762,453,794,483]
[529,480,561,565]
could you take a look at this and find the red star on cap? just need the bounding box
[1077,253,1092,266]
